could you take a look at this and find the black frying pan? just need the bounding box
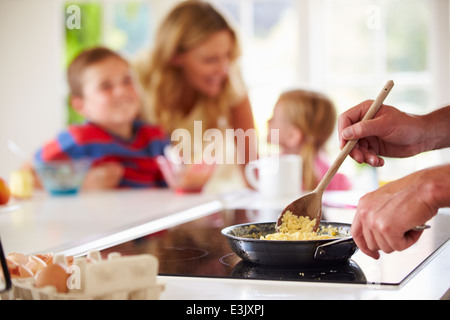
[221,221,358,267]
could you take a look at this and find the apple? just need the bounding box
[0,177,11,205]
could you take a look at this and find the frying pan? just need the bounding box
[221,222,358,267]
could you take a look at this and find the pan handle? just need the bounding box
[314,237,357,261]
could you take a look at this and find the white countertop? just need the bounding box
[0,189,223,255]
[0,189,448,300]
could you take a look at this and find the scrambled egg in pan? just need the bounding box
[261,211,339,241]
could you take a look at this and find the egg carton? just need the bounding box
[2,251,165,300]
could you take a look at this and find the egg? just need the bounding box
[26,255,47,274]
[34,263,69,293]
[18,264,34,278]
[36,253,54,265]
[7,252,29,266]
[7,254,35,278]
[6,257,19,277]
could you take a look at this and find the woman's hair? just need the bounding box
[276,90,337,191]
[136,0,246,134]
[68,47,127,97]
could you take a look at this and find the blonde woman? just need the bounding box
[267,89,351,191]
[135,0,256,192]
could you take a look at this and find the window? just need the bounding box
[312,0,433,116]
[103,1,153,57]
[309,0,445,188]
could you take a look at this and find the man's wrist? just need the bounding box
[422,106,450,152]
[419,165,450,212]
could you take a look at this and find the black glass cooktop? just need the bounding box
[100,209,449,286]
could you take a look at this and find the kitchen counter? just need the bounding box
[0,189,448,300]
[0,189,223,255]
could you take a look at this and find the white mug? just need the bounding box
[245,155,302,197]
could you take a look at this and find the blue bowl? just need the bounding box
[34,159,91,196]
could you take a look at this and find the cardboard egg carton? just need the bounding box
[2,251,165,300]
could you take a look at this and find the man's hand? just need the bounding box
[351,168,440,259]
[338,100,425,166]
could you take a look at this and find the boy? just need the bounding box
[35,47,169,189]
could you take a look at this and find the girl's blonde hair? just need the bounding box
[277,90,336,191]
[136,0,246,135]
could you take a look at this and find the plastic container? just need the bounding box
[9,169,34,199]
[156,155,215,193]
[34,159,91,196]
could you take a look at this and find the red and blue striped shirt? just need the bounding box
[35,121,170,188]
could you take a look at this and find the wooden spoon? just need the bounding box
[277,80,395,232]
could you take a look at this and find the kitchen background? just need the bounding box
[1,0,449,191]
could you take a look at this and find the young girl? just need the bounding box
[267,89,351,191]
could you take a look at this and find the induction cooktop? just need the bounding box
[100,209,449,286]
